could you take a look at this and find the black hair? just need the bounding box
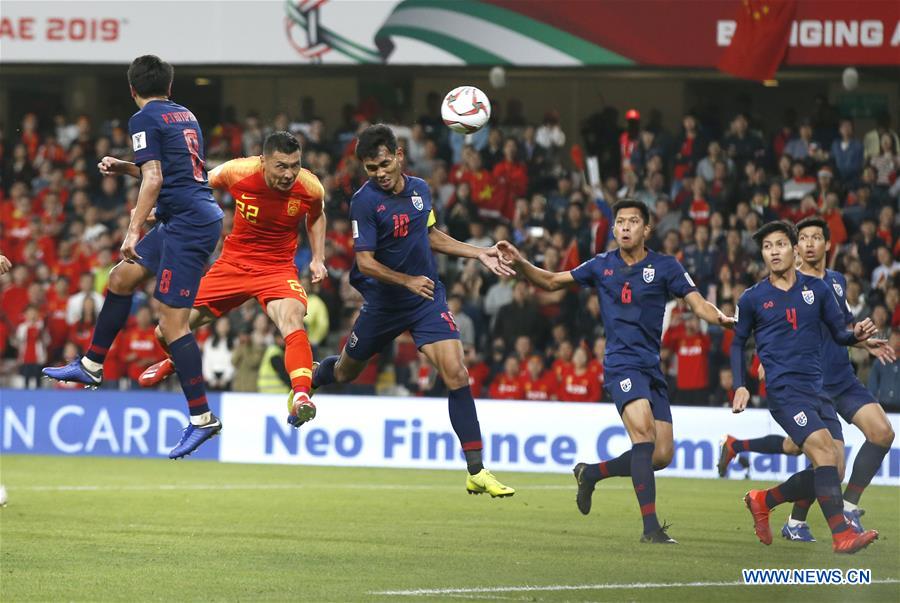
[612,198,650,225]
[263,131,301,156]
[127,55,174,98]
[355,124,398,161]
[796,216,830,242]
[752,220,798,248]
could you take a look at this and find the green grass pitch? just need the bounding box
[1,455,897,602]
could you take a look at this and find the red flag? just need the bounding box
[570,144,585,172]
[717,0,797,82]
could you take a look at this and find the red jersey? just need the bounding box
[120,325,166,381]
[675,333,711,390]
[467,362,490,398]
[551,359,573,381]
[209,157,324,268]
[558,368,601,402]
[489,374,523,400]
[520,371,558,401]
[587,358,605,387]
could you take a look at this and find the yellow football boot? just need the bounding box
[466,469,515,498]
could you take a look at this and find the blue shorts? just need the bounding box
[135,218,222,308]
[603,364,672,423]
[824,378,878,424]
[768,384,843,447]
[344,292,460,361]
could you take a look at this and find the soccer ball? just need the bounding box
[441,86,491,134]
[0,484,7,507]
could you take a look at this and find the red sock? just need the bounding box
[284,329,313,394]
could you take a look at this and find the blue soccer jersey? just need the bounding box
[820,269,856,389]
[128,100,222,226]
[570,249,698,370]
[349,176,441,311]
[731,272,858,391]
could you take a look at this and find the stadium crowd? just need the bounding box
[1,94,899,408]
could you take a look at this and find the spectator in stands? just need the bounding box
[493,281,547,349]
[863,113,900,161]
[257,334,290,394]
[872,246,900,291]
[783,160,816,201]
[203,317,235,391]
[669,314,711,405]
[723,113,765,172]
[65,272,104,325]
[231,326,264,393]
[831,118,864,187]
[489,356,524,400]
[16,305,46,389]
[520,355,557,401]
[557,346,601,402]
[870,133,899,188]
[121,306,165,388]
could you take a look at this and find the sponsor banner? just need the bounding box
[2,390,898,486]
[0,389,221,460]
[1,1,897,66]
[219,394,900,485]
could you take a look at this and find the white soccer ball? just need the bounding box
[842,67,859,91]
[441,86,491,134]
[0,484,7,506]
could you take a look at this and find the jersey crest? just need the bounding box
[802,289,815,305]
[832,282,844,298]
[287,198,302,216]
[620,378,632,392]
[642,267,655,283]
[412,194,424,211]
[793,411,808,427]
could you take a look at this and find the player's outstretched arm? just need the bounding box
[497,241,575,291]
[427,228,515,277]
[683,291,735,329]
[306,210,327,283]
[121,160,163,262]
[98,156,141,179]
[356,250,435,301]
[729,293,754,413]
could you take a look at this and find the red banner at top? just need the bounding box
[487,0,900,67]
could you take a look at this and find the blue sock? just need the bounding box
[845,441,890,505]
[631,442,660,535]
[815,465,850,536]
[733,435,784,454]
[85,291,133,364]
[313,355,339,389]
[765,467,814,508]
[583,451,632,483]
[168,333,209,417]
[448,385,482,449]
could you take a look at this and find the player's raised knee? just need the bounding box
[441,364,469,390]
[869,422,895,448]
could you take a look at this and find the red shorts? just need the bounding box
[194,259,308,317]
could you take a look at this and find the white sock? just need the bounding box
[844,500,859,512]
[80,357,102,372]
[190,411,212,426]
[787,517,806,528]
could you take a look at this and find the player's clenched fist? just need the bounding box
[405,275,435,300]
[309,258,327,283]
[98,156,128,176]
[0,254,11,275]
[732,386,750,414]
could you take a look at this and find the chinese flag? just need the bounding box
[717,0,797,81]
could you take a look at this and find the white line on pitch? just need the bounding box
[371,578,900,596]
[14,483,627,492]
